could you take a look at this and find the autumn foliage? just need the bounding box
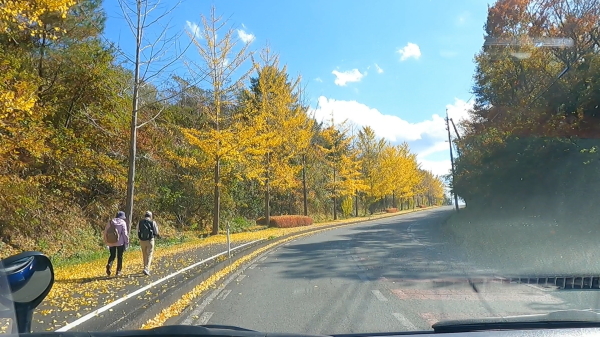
[256,215,314,228]
[0,1,446,260]
[454,0,600,213]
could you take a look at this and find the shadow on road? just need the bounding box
[271,208,471,282]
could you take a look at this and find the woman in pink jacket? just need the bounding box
[104,211,130,276]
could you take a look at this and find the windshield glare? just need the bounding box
[1,0,600,334]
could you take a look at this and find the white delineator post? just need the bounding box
[226,221,231,258]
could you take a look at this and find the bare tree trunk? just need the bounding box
[125,0,142,232]
[265,152,271,226]
[212,157,220,235]
[355,191,359,217]
[332,168,337,220]
[302,153,307,216]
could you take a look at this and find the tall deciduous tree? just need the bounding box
[241,48,313,225]
[318,121,364,220]
[183,7,253,234]
[356,126,387,211]
[455,0,600,208]
[117,0,190,231]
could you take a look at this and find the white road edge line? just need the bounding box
[195,312,214,325]
[182,288,222,326]
[393,313,419,331]
[176,246,276,325]
[55,240,261,332]
[217,289,232,300]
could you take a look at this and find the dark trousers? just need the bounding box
[107,245,125,272]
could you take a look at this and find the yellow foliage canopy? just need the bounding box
[0,0,74,36]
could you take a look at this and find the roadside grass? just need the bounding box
[51,208,426,272]
[51,233,192,268]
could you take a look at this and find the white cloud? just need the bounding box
[186,21,201,40]
[331,69,365,86]
[310,96,473,175]
[315,77,323,82]
[445,97,472,122]
[237,29,255,43]
[419,158,452,177]
[397,42,421,61]
[375,63,384,74]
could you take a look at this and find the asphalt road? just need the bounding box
[169,207,600,334]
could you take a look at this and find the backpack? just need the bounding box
[106,219,120,244]
[139,219,154,241]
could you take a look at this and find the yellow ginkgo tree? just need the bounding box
[318,121,365,220]
[356,126,387,210]
[0,0,74,37]
[1,0,76,173]
[180,7,254,235]
[240,48,313,225]
[390,143,422,208]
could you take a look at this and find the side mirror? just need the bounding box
[0,252,55,334]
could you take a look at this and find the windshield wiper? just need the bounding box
[433,310,600,333]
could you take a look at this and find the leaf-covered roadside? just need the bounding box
[34,209,427,332]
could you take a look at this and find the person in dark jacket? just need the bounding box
[138,211,159,276]
[104,211,129,276]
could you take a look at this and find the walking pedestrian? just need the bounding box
[138,211,159,276]
[104,211,129,276]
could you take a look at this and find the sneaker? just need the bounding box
[106,266,111,276]
[143,269,150,276]
[116,271,122,276]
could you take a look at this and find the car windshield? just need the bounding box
[2,0,600,335]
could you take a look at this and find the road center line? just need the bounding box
[371,290,388,301]
[393,312,419,331]
[55,240,261,332]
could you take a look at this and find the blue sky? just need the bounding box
[102,0,493,177]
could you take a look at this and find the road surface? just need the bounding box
[169,207,600,334]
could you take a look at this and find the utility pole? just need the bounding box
[446,109,459,212]
[450,118,462,156]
